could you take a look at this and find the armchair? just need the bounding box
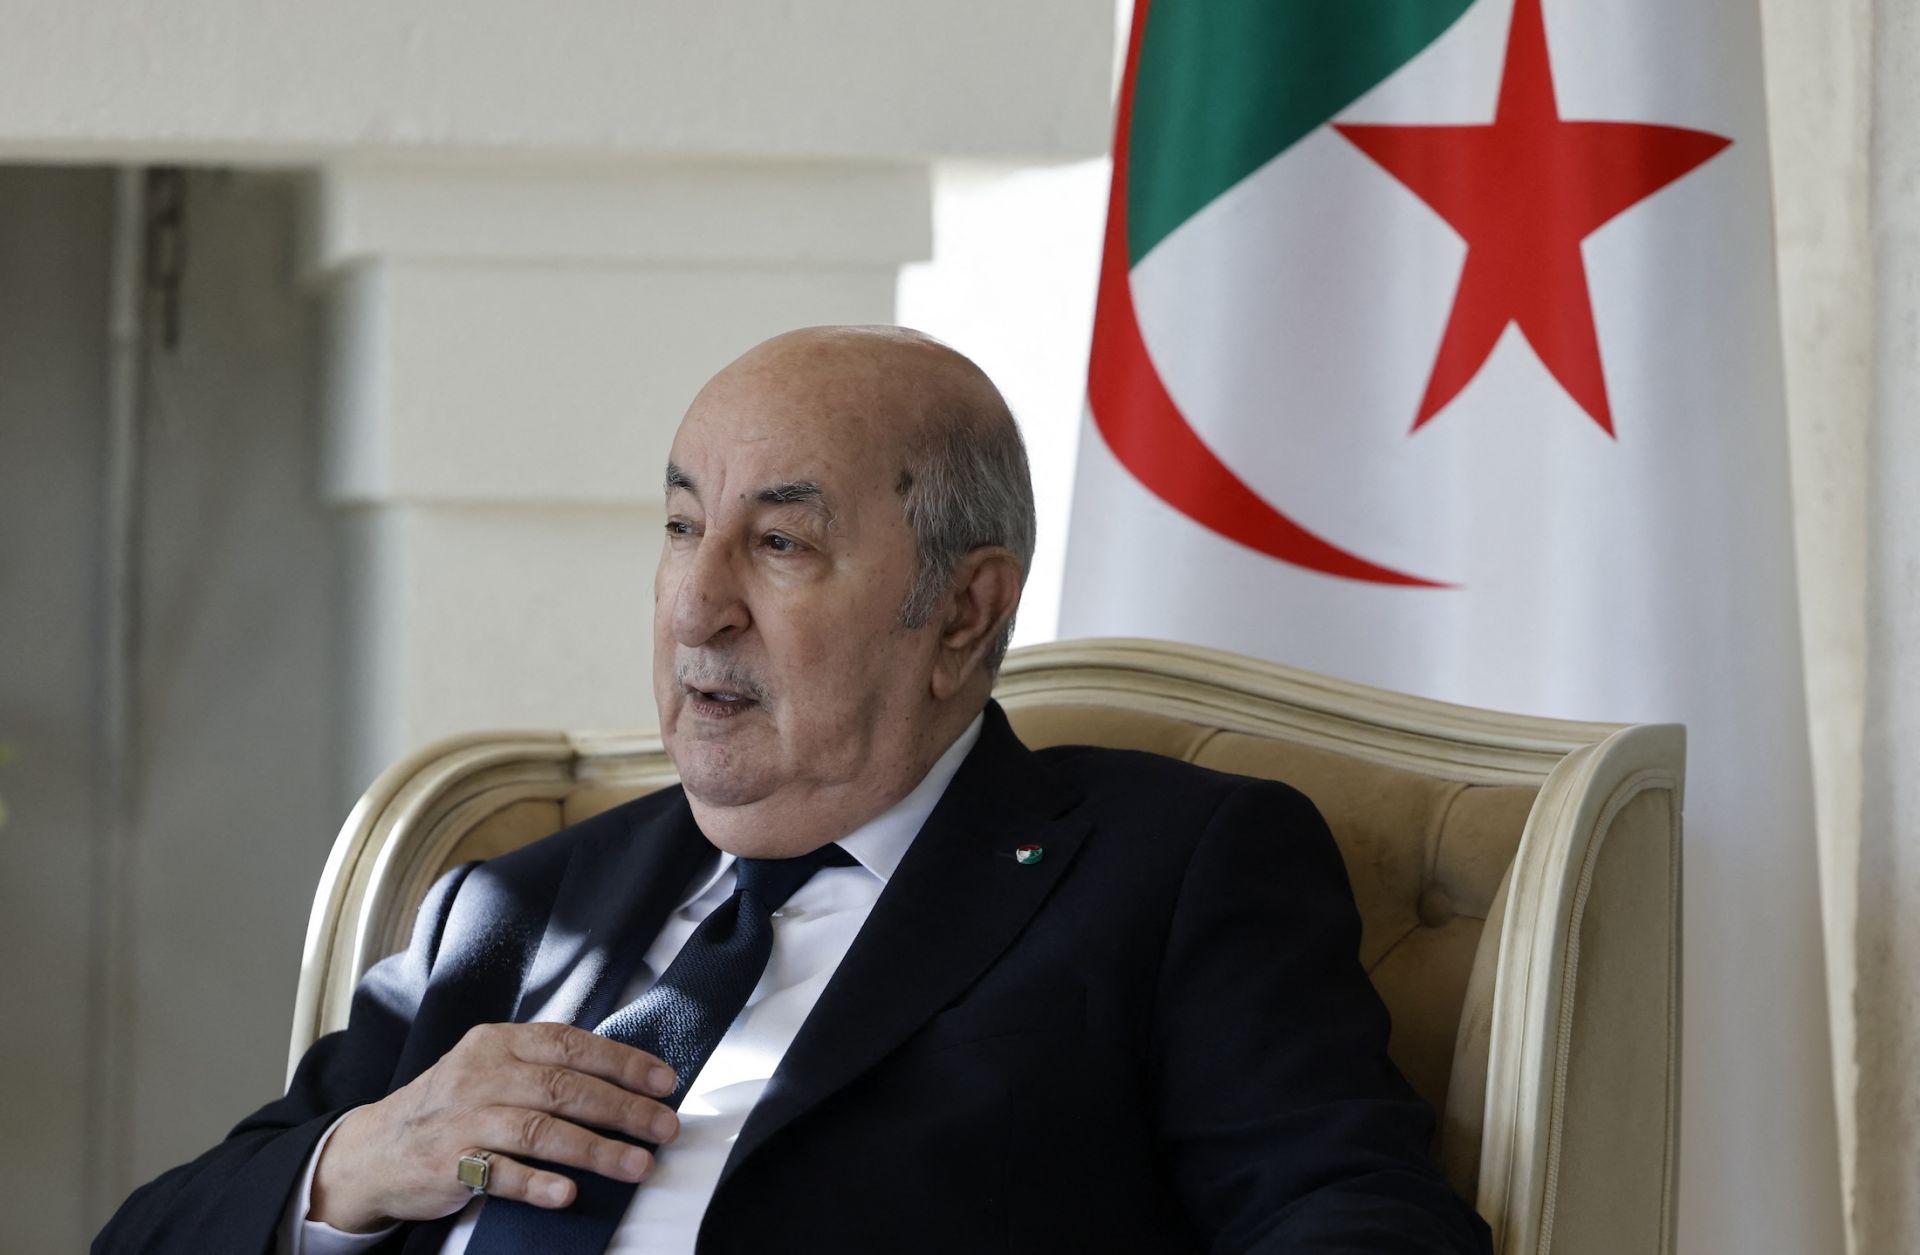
[289,638,1683,1255]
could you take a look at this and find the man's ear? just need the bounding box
[929,548,1024,701]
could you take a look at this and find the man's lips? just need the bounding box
[683,685,761,717]
[674,661,768,718]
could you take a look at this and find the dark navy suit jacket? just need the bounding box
[97,702,1491,1253]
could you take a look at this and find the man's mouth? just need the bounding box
[687,686,758,717]
[677,662,769,719]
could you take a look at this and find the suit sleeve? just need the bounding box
[1153,780,1493,1255]
[92,862,479,1255]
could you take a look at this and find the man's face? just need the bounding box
[653,338,943,852]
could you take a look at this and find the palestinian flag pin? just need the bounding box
[1014,845,1043,866]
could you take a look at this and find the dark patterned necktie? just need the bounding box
[464,842,855,1254]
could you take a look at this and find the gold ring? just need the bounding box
[455,1150,494,1195]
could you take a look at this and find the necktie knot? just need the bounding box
[732,842,857,914]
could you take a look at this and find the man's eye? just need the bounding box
[664,519,695,538]
[763,533,804,553]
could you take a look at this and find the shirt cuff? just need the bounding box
[275,1110,401,1255]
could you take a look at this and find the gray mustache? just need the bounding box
[675,660,771,705]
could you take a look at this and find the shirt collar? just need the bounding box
[677,711,986,906]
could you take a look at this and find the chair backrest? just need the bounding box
[291,639,1683,1255]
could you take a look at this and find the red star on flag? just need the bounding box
[1336,0,1731,436]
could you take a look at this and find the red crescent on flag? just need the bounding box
[1088,0,1446,589]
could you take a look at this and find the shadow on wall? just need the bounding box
[0,166,343,1251]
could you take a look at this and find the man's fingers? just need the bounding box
[461,1150,581,1211]
[511,1064,680,1146]
[479,1108,656,1186]
[505,1023,678,1100]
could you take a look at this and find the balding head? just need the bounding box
[700,325,997,445]
[654,325,1033,856]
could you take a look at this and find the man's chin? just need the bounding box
[680,781,835,858]
[669,743,777,811]
[680,775,774,810]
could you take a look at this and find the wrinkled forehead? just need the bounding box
[666,363,917,511]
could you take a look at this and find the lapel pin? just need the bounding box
[1014,844,1044,865]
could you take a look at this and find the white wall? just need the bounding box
[0,1,1113,166]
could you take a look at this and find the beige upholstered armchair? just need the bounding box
[290,639,1683,1255]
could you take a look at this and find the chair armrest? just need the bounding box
[1477,723,1685,1255]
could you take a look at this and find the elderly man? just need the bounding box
[98,327,1491,1253]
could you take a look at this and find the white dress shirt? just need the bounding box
[281,713,982,1255]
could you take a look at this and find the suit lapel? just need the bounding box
[511,789,716,1030]
[717,703,1089,1188]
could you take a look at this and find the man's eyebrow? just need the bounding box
[757,480,824,506]
[756,480,835,523]
[667,464,831,519]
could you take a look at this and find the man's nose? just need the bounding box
[670,538,750,647]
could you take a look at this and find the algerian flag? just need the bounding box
[1059,1,1841,1251]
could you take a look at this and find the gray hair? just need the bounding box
[896,401,1037,672]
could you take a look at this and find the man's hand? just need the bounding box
[307,1022,681,1232]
